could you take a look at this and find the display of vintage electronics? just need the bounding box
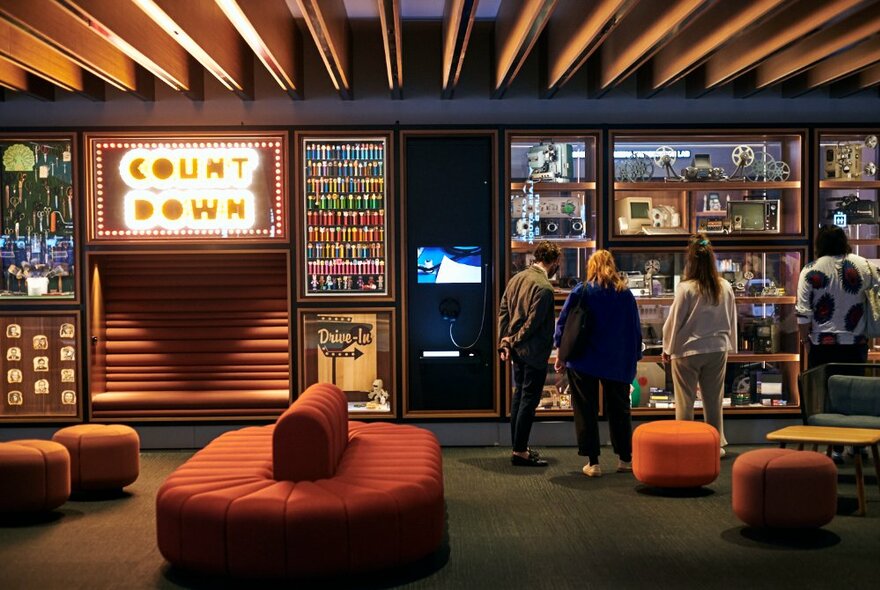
[511,194,585,239]
[681,154,726,181]
[750,318,780,354]
[827,194,879,224]
[697,214,729,234]
[823,137,878,180]
[527,142,573,182]
[615,196,653,234]
[728,199,780,233]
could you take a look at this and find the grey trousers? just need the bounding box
[670,350,728,447]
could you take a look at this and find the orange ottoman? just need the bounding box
[0,440,70,513]
[632,420,720,487]
[52,425,140,491]
[733,448,837,528]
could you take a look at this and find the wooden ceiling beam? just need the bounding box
[0,57,55,100]
[688,0,864,97]
[133,0,253,100]
[588,0,707,97]
[829,61,880,97]
[217,0,302,100]
[0,19,104,100]
[783,35,880,97]
[378,0,403,99]
[295,0,352,100]
[58,0,203,100]
[1,0,153,100]
[492,0,556,99]
[441,0,479,99]
[541,0,633,99]
[737,3,880,97]
[638,0,784,98]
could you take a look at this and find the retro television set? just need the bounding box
[615,196,653,234]
[416,246,482,284]
[728,200,780,233]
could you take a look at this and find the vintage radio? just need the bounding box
[528,142,573,182]
[728,199,780,233]
[697,214,729,233]
[511,195,585,238]
[750,318,780,354]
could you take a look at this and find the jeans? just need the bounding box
[510,361,547,453]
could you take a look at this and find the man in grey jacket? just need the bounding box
[498,241,561,466]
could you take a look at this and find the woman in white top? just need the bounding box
[662,234,737,452]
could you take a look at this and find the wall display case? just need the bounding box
[297,133,392,300]
[609,131,804,241]
[0,312,81,422]
[612,247,804,415]
[1,134,76,300]
[504,132,599,417]
[84,132,288,243]
[298,309,395,417]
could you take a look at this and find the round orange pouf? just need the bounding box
[52,425,140,492]
[0,440,70,513]
[632,420,720,488]
[732,448,837,528]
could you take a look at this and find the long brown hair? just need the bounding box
[586,250,627,292]
[684,233,722,305]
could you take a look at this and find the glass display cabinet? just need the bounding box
[609,131,805,242]
[505,131,599,416]
[1,134,76,300]
[816,129,880,360]
[297,132,393,301]
[612,246,805,415]
[298,308,395,417]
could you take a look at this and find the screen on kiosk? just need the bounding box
[417,246,482,284]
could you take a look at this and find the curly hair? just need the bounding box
[533,241,562,264]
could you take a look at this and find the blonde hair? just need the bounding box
[586,250,626,292]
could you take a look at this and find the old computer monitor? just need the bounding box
[615,196,653,234]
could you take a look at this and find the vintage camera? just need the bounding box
[825,142,862,180]
[528,142,573,182]
[681,154,726,181]
[827,194,879,224]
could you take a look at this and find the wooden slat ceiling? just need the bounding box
[1,0,878,101]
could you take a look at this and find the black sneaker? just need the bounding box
[511,454,548,467]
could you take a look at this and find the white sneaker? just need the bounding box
[582,463,602,477]
[617,460,633,472]
[720,447,727,457]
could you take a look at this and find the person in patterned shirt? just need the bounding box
[797,225,876,369]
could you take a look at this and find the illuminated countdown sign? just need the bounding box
[87,134,286,241]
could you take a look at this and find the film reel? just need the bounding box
[629,156,654,182]
[745,150,776,182]
[645,259,661,274]
[767,160,790,182]
[865,162,877,177]
[731,145,755,167]
[866,135,878,149]
[732,373,751,394]
[653,146,680,180]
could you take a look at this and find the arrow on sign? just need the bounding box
[323,348,364,360]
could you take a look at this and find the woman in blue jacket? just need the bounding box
[554,250,642,477]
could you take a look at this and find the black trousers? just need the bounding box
[510,361,547,453]
[567,369,632,463]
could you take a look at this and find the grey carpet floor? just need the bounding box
[0,446,877,590]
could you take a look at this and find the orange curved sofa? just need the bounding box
[156,383,444,578]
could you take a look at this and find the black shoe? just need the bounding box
[511,454,548,467]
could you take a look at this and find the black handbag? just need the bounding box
[557,290,593,363]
